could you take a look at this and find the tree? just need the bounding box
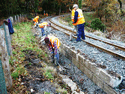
[117,0,124,15]
[78,0,82,8]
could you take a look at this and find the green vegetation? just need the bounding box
[44,92,50,94]
[56,88,68,94]
[11,72,19,80]
[44,70,54,80]
[84,12,95,22]
[90,18,106,31]
[10,22,44,81]
[29,63,32,65]
[11,66,27,80]
[13,22,43,54]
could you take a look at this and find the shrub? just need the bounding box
[85,22,90,27]
[90,18,106,32]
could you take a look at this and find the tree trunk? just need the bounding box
[117,0,123,15]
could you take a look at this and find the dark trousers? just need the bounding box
[77,23,85,41]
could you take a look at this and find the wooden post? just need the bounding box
[0,24,12,89]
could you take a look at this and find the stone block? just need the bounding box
[92,74,104,89]
[83,67,93,79]
[84,59,90,68]
[103,83,117,94]
[80,56,86,66]
[63,44,67,51]
[65,52,70,59]
[79,63,85,73]
[65,46,70,53]
[67,54,72,61]
[68,48,72,55]
[90,63,100,75]
[98,69,111,84]
[71,49,76,58]
[78,54,83,63]
[72,57,79,69]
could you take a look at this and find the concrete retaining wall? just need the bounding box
[59,41,121,94]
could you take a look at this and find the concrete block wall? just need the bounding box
[59,41,121,94]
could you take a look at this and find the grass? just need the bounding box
[10,21,44,81]
[45,71,54,80]
[11,65,27,80]
[10,20,70,94]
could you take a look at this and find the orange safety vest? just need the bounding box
[71,9,75,22]
[71,8,85,26]
[33,16,39,23]
[48,36,60,49]
[46,13,48,16]
[39,22,48,28]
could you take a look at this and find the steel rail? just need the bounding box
[49,19,125,60]
[51,17,125,52]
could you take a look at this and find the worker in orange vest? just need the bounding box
[46,13,48,16]
[44,35,60,65]
[72,4,85,42]
[33,16,39,27]
[38,22,51,37]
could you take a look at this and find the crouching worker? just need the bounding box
[38,22,51,37]
[33,16,39,28]
[44,36,60,65]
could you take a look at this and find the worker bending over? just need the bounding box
[33,16,39,28]
[38,22,51,37]
[72,4,85,42]
[44,36,60,65]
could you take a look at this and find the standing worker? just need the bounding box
[72,4,85,42]
[44,36,60,65]
[38,22,51,37]
[33,16,39,27]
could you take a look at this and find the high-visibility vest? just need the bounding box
[72,8,85,26]
[46,13,48,16]
[39,22,48,28]
[48,36,60,49]
[71,9,75,22]
[33,16,39,23]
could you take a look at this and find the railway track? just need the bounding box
[38,16,125,94]
[49,16,125,60]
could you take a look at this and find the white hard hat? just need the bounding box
[73,4,78,9]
